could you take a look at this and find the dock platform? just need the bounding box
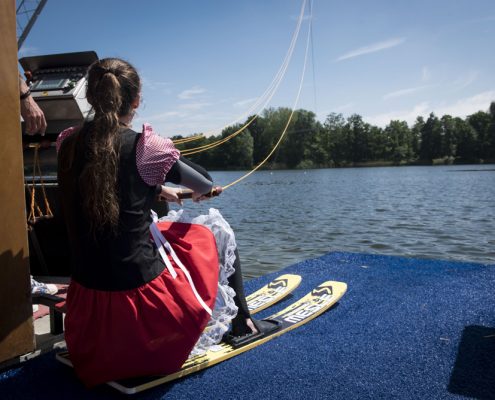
[1,251,494,399]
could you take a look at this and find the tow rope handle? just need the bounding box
[177,187,221,200]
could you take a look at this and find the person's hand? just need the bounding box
[158,186,183,205]
[20,96,47,135]
[192,185,223,202]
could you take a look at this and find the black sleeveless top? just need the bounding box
[57,124,165,291]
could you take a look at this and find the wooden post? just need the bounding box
[0,0,36,363]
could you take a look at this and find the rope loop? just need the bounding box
[27,143,53,224]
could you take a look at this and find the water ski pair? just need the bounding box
[57,274,347,394]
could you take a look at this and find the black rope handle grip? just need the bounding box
[177,187,221,200]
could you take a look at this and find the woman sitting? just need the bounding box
[56,57,278,387]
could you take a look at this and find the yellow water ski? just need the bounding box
[247,273,301,314]
[56,280,346,394]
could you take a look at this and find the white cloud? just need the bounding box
[383,85,430,100]
[435,90,494,116]
[332,102,354,112]
[178,102,211,110]
[365,90,495,127]
[135,110,184,122]
[336,37,406,62]
[365,102,430,127]
[134,108,236,137]
[139,112,236,138]
[233,98,257,108]
[178,86,206,100]
[422,66,431,82]
[141,76,171,91]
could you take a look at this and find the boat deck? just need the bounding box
[1,251,494,399]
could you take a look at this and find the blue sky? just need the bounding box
[18,0,495,137]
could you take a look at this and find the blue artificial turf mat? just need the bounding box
[1,251,494,399]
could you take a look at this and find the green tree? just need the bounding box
[174,101,495,170]
[367,125,385,160]
[184,135,217,168]
[440,115,457,159]
[488,102,495,161]
[411,116,424,158]
[306,120,328,167]
[455,118,478,161]
[323,113,346,166]
[260,107,292,168]
[212,124,253,169]
[467,111,492,160]
[419,113,442,162]
[280,109,321,168]
[383,120,412,163]
[345,114,372,162]
[246,115,267,165]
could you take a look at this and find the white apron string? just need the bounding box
[150,210,212,316]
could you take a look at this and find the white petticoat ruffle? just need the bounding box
[159,208,238,355]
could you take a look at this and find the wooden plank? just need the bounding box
[0,0,36,363]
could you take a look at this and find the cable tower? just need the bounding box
[16,0,47,49]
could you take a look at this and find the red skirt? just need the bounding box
[64,222,219,387]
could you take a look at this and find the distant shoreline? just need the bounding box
[208,159,495,172]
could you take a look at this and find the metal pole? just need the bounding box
[17,0,47,50]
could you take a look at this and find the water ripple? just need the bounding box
[169,165,495,277]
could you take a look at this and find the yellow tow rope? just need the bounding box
[223,4,311,191]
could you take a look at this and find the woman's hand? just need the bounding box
[192,185,223,202]
[158,186,183,205]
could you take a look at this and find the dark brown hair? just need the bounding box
[80,58,140,235]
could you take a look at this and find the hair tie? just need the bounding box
[95,65,112,76]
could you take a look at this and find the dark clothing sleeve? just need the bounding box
[165,156,213,195]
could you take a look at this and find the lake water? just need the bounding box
[168,165,495,278]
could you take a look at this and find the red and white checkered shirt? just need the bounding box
[56,123,180,186]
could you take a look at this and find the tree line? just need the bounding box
[173,102,495,170]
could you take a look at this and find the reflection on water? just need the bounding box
[169,165,495,278]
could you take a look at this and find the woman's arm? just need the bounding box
[19,73,47,135]
[158,156,222,203]
[165,156,213,195]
